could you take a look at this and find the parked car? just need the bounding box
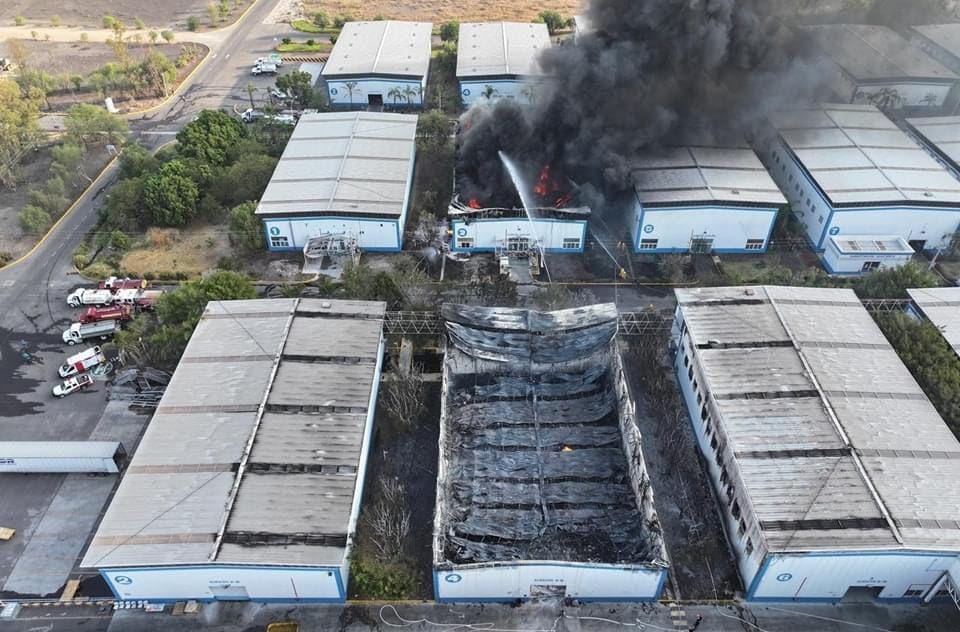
[52,373,94,397]
[58,346,107,378]
[63,320,118,345]
[270,87,289,101]
[66,288,114,307]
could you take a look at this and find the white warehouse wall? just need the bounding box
[100,565,344,603]
[765,142,960,251]
[263,217,402,252]
[749,552,960,601]
[450,218,587,252]
[434,563,666,602]
[822,242,913,275]
[325,77,426,108]
[631,204,778,253]
[459,79,532,107]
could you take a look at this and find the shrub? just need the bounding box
[50,16,61,27]
[348,551,420,599]
[102,15,116,29]
[14,16,25,26]
[161,30,175,43]
[0,251,13,267]
[19,205,52,234]
[134,17,145,29]
[439,21,459,42]
[83,261,115,278]
[305,39,315,46]
[187,16,199,31]
[281,37,291,45]
[72,244,90,269]
[333,14,353,29]
[80,32,89,42]
[228,201,265,252]
[312,11,329,29]
[146,227,177,249]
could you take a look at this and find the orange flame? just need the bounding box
[468,198,481,209]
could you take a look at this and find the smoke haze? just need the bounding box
[456,0,830,209]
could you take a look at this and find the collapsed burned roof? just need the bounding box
[434,303,665,567]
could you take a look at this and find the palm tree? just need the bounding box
[344,81,358,107]
[402,84,418,106]
[245,83,257,110]
[387,86,403,106]
[481,84,499,100]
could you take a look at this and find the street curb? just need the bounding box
[1,155,120,272]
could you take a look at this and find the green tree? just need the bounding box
[102,15,117,29]
[135,50,177,97]
[853,261,939,299]
[312,11,329,29]
[175,109,246,166]
[99,177,145,230]
[0,79,42,189]
[143,160,199,226]
[416,110,451,154]
[64,103,129,148]
[50,15,61,27]
[228,201,265,251]
[207,3,218,25]
[118,143,159,179]
[187,16,199,32]
[275,70,314,109]
[148,30,159,44]
[134,16,146,29]
[340,261,404,306]
[439,21,459,42]
[28,176,68,215]
[218,0,230,20]
[333,14,353,29]
[19,205,52,233]
[213,153,278,206]
[436,41,457,75]
[14,16,25,26]
[50,142,85,184]
[161,30,175,43]
[538,10,566,35]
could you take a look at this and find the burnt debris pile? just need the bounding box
[434,304,665,566]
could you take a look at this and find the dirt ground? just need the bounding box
[0,144,111,262]
[622,338,741,600]
[0,0,240,30]
[119,225,232,278]
[303,0,580,24]
[0,40,184,78]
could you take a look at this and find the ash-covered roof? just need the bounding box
[632,145,786,207]
[456,22,551,78]
[805,24,957,82]
[676,285,960,553]
[906,115,960,172]
[771,103,960,206]
[321,20,432,78]
[912,23,960,63]
[434,304,666,568]
[81,298,385,569]
[908,287,960,358]
[256,111,417,219]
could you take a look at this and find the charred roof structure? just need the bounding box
[433,304,667,602]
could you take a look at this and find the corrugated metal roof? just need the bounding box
[456,22,551,78]
[906,115,960,171]
[772,103,960,205]
[321,21,432,77]
[256,112,417,218]
[81,299,385,569]
[632,145,786,207]
[912,23,960,59]
[908,286,960,356]
[805,24,958,81]
[676,285,960,553]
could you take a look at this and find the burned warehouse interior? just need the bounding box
[433,303,667,601]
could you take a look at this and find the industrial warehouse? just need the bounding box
[907,116,960,174]
[912,23,960,80]
[629,145,786,254]
[433,304,668,602]
[255,111,418,255]
[805,24,959,109]
[908,287,960,359]
[81,298,386,602]
[456,22,551,106]
[673,285,960,602]
[321,20,432,109]
[764,103,960,259]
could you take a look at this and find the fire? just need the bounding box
[468,198,481,209]
[533,165,571,208]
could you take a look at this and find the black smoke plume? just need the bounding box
[456,0,828,210]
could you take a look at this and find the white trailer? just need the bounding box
[0,441,124,473]
[67,288,114,307]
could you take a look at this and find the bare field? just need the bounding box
[0,0,244,30]
[0,40,185,78]
[303,0,581,24]
[120,226,232,278]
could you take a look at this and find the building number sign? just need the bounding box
[114,575,133,585]
[444,573,463,583]
[269,226,281,236]
[643,224,655,234]
[776,573,793,582]
[829,226,840,235]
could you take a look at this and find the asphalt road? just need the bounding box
[0,0,298,598]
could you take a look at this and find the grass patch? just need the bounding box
[290,19,331,33]
[276,41,332,53]
[120,226,231,279]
